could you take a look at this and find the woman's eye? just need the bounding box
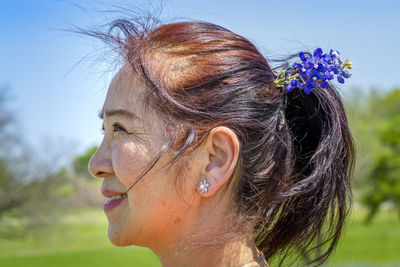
[112,123,127,133]
[100,123,131,135]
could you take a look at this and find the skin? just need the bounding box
[88,65,268,266]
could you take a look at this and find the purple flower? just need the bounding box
[274,48,352,94]
[310,69,323,80]
[304,86,313,95]
[299,52,307,62]
[286,79,301,92]
[313,48,323,58]
[330,49,340,58]
[321,80,330,88]
[328,65,339,74]
[297,63,310,77]
[337,73,345,84]
[322,71,334,81]
[322,53,333,64]
[304,78,318,95]
[342,70,352,79]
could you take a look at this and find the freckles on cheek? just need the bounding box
[112,141,149,185]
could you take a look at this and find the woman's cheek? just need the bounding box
[112,139,150,187]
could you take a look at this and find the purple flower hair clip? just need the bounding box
[273,48,353,95]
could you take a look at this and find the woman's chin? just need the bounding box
[107,224,133,247]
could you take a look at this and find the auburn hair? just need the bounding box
[81,17,354,266]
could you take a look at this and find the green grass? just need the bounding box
[328,208,400,265]
[0,208,399,266]
[0,249,159,267]
[0,209,160,267]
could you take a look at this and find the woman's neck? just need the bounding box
[154,188,268,266]
[156,236,268,267]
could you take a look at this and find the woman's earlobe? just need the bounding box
[197,178,211,194]
[196,177,216,197]
[197,126,239,197]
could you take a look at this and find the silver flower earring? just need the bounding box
[197,179,210,194]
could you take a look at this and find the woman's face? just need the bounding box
[88,65,200,249]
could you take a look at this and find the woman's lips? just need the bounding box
[103,193,127,212]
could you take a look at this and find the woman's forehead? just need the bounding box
[103,66,145,114]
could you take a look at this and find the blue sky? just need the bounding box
[1,0,399,154]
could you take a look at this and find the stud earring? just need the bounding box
[197,179,210,194]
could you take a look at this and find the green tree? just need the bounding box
[351,89,400,222]
[361,115,400,222]
[0,86,73,236]
[72,146,98,179]
[0,159,27,215]
[0,86,26,217]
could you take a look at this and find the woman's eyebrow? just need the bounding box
[98,108,140,120]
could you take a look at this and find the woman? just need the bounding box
[88,19,354,266]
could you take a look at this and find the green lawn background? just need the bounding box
[0,208,399,267]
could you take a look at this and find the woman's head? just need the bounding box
[88,19,354,265]
[89,62,241,253]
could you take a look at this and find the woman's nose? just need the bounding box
[88,144,113,178]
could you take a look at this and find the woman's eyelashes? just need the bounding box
[112,122,127,133]
[100,122,127,135]
[100,121,147,140]
[101,122,143,137]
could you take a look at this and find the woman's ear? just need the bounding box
[197,126,240,197]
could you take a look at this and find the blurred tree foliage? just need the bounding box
[0,86,101,237]
[345,88,400,222]
[73,146,98,179]
[0,158,26,215]
[361,115,400,222]
[0,86,27,217]
[0,86,71,236]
